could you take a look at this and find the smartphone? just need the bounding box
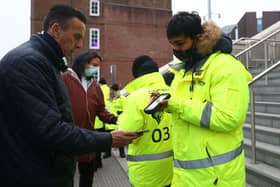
[144,93,171,114]
[134,129,150,134]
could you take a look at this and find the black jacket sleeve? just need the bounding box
[1,54,111,154]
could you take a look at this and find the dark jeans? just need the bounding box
[95,127,105,166]
[78,160,95,187]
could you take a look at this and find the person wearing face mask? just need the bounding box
[154,11,252,186]
[62,51,118,187]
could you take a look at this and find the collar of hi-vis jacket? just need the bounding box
[169,52,221,81]
[123,72,165,95]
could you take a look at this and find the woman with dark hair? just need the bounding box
[62,51,117,187]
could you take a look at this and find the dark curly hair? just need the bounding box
[72,51,102,80]
[132,55,158,78]
[166,11,203,39]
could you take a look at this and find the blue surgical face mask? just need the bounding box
[85,66,98,77]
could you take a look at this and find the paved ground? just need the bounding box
[73,147,255,187]
[74,147,130,187]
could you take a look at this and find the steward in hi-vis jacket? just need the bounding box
[165,12,252,187]
[118,55,173,187]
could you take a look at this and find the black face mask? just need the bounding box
[173,48,193,63]
[173,47,202,71]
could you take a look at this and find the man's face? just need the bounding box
[168,34,193,51]
[56,17,86,58]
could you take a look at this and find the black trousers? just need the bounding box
[78,160,95,187]
[95,127,106,165]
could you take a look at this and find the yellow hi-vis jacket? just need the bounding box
[167,52,252,187]
[118,72,173,187]
[94,84,110,129]
[104,95,125,131]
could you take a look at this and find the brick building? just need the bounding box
[224,11,280,40]
[31,0,173,86]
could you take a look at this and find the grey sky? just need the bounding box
[0,0,278,59]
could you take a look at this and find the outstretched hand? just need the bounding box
[110,130,141,148]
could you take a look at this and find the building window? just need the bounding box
[257,18,262,32]
[89,0,100,16]
[89,28,100,49]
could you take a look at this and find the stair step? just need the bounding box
[244,138,280,168]
[252,84,280,93]
[246,184,255,187]
[243,123,280,146]
[246,112,280,128]
[253,92,280,102]
[249,101,280,114]
[246,158,280,186]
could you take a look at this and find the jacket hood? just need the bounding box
[196,21,232,56]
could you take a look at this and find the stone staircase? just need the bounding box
[244,67,280,187]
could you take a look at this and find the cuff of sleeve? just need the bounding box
[93,131,112,152]
[110,116,118,124]
[165,97,181,113]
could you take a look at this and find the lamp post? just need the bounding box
[205,0,221,21]
[208,0,212,20]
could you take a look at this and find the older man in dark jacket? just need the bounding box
[0,4,138,187]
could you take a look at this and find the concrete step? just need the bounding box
[253,92,280,102]
[246,184,255,187]
[249,65,280,75]
[248,101,280,115]
[252,85,280,94]
[246,158,280,187]
[244,138,280,169]
[246,112,280,128]
[243,123,280,146]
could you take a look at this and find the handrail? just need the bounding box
[247,60,280,164]
[248,60,280,86]
[233,37,280,45]
[235,27,280,165]
[233,37,261,45]
[235,28,280,58]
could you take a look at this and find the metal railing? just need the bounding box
[247,60,280,164]
[235,26,280,164]
[235,28,280,70]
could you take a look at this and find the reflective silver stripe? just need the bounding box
[174,143,243,169]
[200,102,212,128]
[127,150,173,162]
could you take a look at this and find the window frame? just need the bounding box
[89,0,100,16]
[89,28,100,49]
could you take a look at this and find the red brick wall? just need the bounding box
[31,0,173,86]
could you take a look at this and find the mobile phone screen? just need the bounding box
[134,129,149,134]
[144,93,170,114]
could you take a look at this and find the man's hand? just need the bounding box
[110,130,141,147]
[150,92,169,112]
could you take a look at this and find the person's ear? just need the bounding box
[50,23,61,39]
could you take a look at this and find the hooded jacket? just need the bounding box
[167,21,252,187]
[118,72,173,187]
[0,33,112,187]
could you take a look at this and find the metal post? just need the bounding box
[208,0,211,20]
[250,89,257,164]
[246,51,249,69]
[110,64,116,85]
[264,42,268,85]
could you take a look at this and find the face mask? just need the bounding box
[173,48,193,63]
[85,66,98,77]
